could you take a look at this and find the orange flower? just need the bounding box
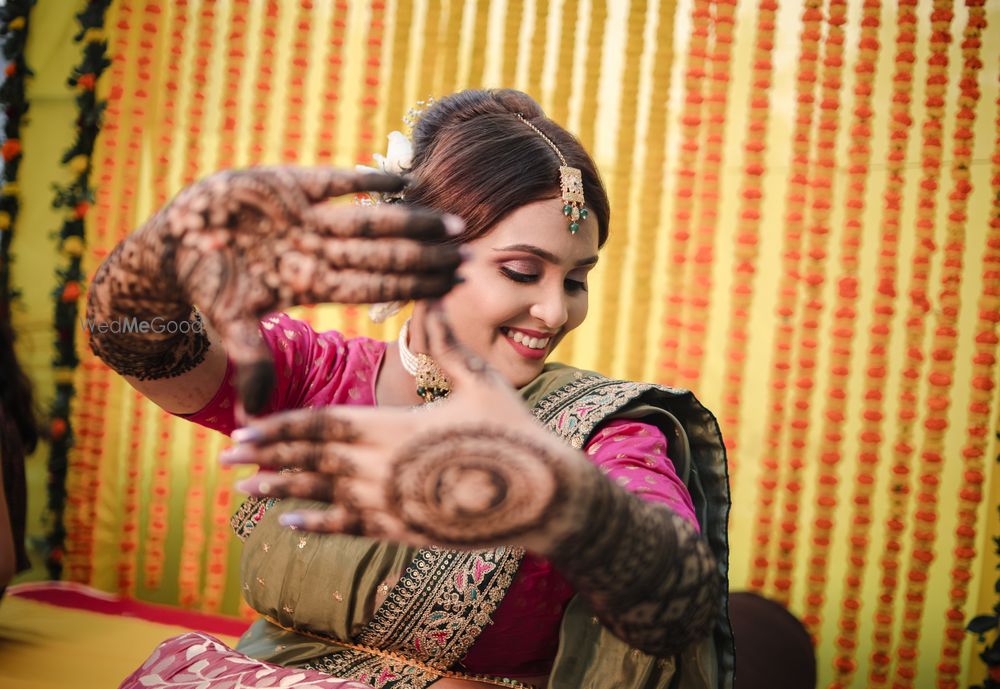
[74,201,90,218]
[1,139,21,161]
[4,63,15,77]
[77,73,96,90]
[51,418,68,440]
[61,281,81,302]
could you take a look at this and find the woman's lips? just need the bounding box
[500,327,551,360]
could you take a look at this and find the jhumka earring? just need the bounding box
[398,319,451,403]
[514,113,589,234]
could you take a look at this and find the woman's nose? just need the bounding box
[529,286,568,330]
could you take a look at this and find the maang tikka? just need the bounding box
[514,113,589,234]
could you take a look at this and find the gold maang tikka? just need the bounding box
[514,113,589,234]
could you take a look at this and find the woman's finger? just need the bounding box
[236,470,342,505]
[280,167,407,203]
[220,440,359,475]
[310,269,458,305]
[305,204,462,241]
[320,237,462,274]
[278,506,367,537]
[231,406,364,445]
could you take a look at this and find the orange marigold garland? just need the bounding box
[143,411,174,589]
[248,1,281,164]
[893,3,984,687]
[679,0,736,388]
[869,2,954,686]
[826,3,905,686]
[118,390,146,595]
[747,0,822,593]
[282,0,314,162]
[437,0,466,96]
[660,0,709,383]
[316,1,348,164]
[500,0,523,88]
[774,0,846,608]
[178,426,209,608]
[46,0,112,580]
[719,0,778,483]
[802,0,880,648]
[953,66,999,689]
[217,0,249,167]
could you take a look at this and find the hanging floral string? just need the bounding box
[869,2,954,686]
[547,0,580,128]
[719,0,778,483]
[893,3,983,686]
[464,0,491,89]
[660,0,710,383]
[416,0,441,105]
[316,0,348,164]
[774,0,846,608]
[595,0,648,376]
[0,0,34,316]
[178,425,209,608]
[950,49,999,689]
[282,0,313,163]
[143,411,173,589]
[118,389,145,594]
[624,0,677,383]
[248,2,280,164]
[679,0,736,388]
[45,0,112,581]
[802,0,879,646]
[747,0,822,593]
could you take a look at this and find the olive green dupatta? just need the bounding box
[233,364,733,689]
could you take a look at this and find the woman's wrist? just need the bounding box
[86,216,211,380]
[545,459,722,657]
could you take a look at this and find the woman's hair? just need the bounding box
[403,89,610,247]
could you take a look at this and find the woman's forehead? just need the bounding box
[474,198,600,262]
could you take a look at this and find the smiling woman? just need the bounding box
[88,89,732,689]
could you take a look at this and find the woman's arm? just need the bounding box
[86,167,460,414]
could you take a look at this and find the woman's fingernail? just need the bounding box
[443,214,465,236]
[234,478,255,494]
[232,427,263,444]
[280,513,305,529]
[219,446,254,464]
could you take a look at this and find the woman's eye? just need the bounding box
[500,267,539,283]
[565,278,588,293]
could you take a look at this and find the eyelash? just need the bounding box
[500,267,588,293]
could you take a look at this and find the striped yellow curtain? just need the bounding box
[48,1,1000,688]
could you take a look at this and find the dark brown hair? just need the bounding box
[402,89,610,247]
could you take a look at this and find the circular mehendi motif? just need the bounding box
[387,426,567,545]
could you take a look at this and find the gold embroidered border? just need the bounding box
[531,376,673,448]
[358,545,525,668]
[230,495,279,541]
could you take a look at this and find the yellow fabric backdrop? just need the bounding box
[7,1,999,688]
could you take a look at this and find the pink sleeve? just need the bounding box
[175,313,355,436]
[583,418,700,532]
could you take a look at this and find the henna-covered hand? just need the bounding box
[224,304,721,657]
[86,167,462,412]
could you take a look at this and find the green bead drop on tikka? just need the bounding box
[569,222,580,234]
[563,204,572,216]
[580,208,588,220]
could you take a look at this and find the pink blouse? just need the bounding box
[178,313,698,678]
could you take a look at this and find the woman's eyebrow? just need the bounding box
[494,243,599,268]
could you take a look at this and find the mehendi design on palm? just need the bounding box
[86,167,461,411]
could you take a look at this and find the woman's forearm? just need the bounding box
[547,461,722,658]
[86,213,211,380]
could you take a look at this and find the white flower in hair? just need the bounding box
[373,130,413,175]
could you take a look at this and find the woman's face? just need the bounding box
[442,197,600,387]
